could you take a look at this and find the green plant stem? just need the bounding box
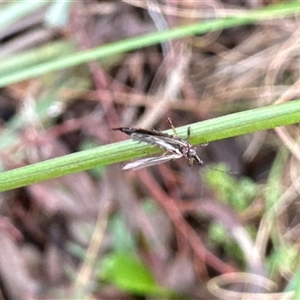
[0,100,300,192]
[0,1,299,87]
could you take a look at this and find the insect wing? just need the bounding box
[132,134,182,154]
[122,153,182,170]
[133,132,187,146]
[113,127,163,137]
[113,127,188,152]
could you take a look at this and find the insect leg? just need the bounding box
[187,126,191,140]
[168,118,178,137]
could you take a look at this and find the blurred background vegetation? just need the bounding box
[0,1,300,299]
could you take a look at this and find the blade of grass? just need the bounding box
[0,1,48,31]
[0,100,299,192]
[0,41,75,76]
[0,1,300,88]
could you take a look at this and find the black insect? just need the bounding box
[113,118,203,170]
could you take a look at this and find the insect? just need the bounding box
[113,118,203,170]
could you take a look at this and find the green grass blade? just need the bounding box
[0,1,48,31]
[0,1,300,87]
[0,100,299,192]
[0,41,75,76]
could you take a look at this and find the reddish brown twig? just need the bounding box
[138,169,237,274]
